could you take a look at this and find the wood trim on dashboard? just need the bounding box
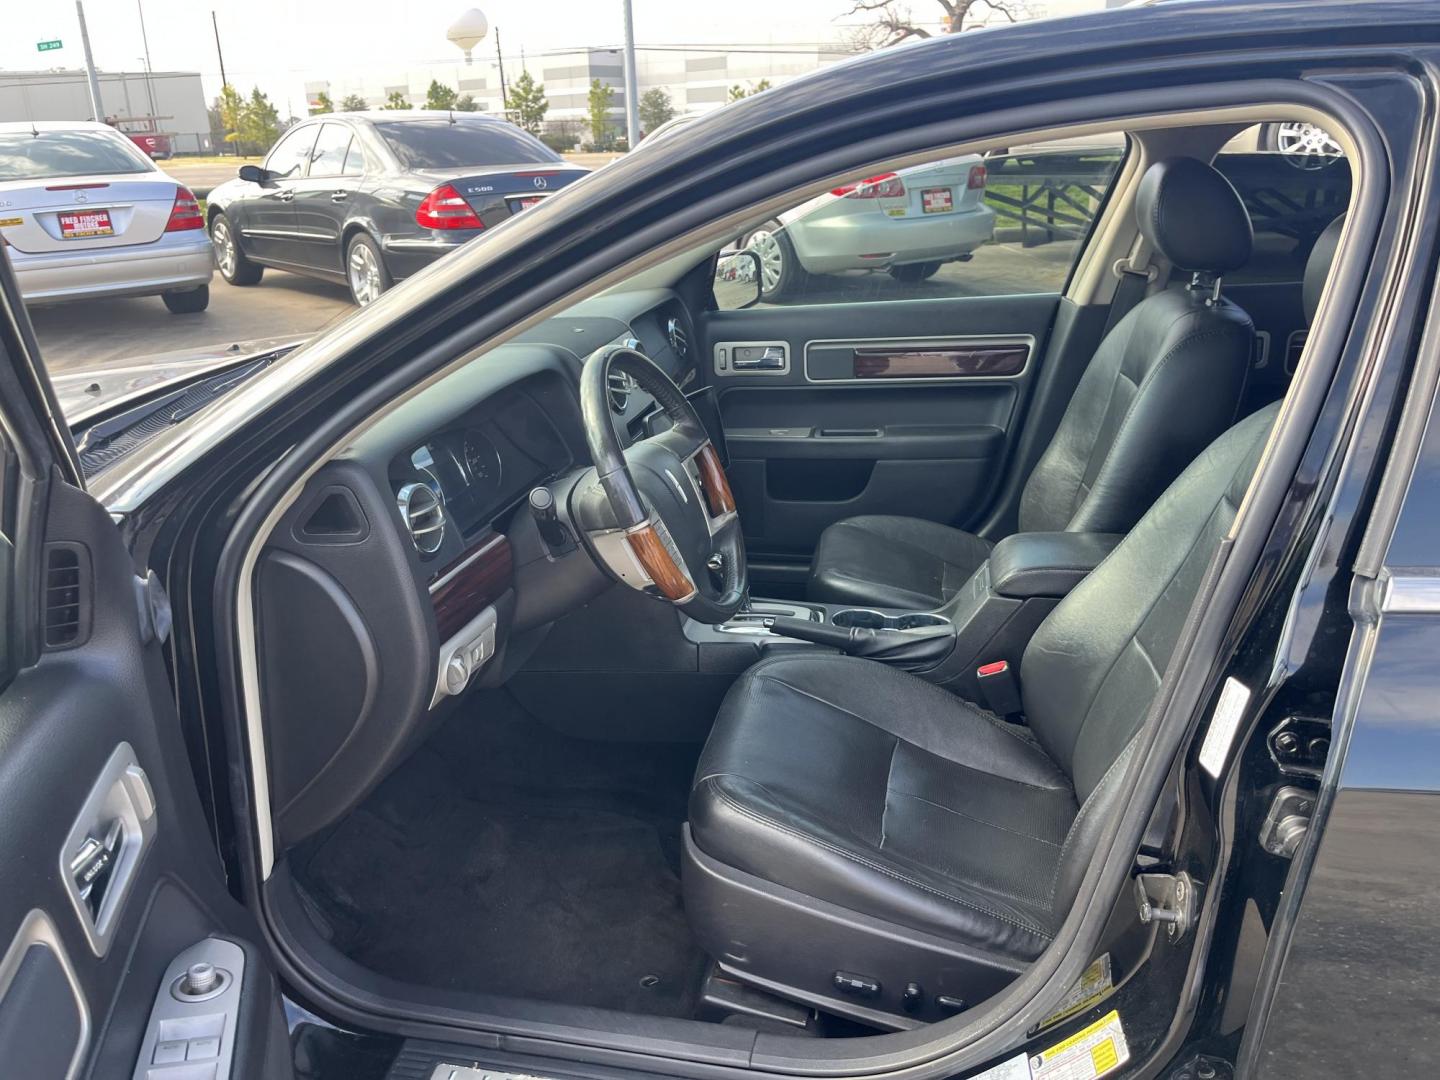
[625,524,695,602]
[695,443,736,517]
[851,343,1030,379]
[430,531,513,640]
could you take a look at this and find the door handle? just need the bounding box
[330,190,349,202]
[276,189,295,202]
[733,346,787,370]
[70,818,124,921]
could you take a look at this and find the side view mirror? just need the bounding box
[713,248,763,309]
[237,164,269,184]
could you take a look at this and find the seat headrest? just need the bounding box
[1302,214,1345,324]
[1135,157,1253,276]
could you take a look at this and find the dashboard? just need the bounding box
[254,288,700,849]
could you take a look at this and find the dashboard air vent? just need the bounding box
[666,317,689,358]
[397,483,446,556]
[44,543,91,649]
[607,370,635,414]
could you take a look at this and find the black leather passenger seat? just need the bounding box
[807,156,1257,610]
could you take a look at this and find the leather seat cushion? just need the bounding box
[690,654,1077,959]
[807,515,993,609]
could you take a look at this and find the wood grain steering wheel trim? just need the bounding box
[695,443,736,517]
[625,522,697,602]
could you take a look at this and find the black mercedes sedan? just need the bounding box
[206,112,587,306]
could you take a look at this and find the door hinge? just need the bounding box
[1258,785,1314,859]
[1135,871,1196,943]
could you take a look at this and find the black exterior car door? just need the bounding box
[0,254,293,1077]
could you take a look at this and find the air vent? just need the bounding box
[397,483,446,556]
[666,316,689,358]
[44,544,91,649]
[607,369,635,414]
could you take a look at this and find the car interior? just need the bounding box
[241,111,1353,1047]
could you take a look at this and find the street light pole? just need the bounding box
[136,0,159,120]
[621,0,640,147]
[211,11,237,156]
[75,1,104,121]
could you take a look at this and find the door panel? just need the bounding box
[0,257,291,1078]
[698,292,1059,567]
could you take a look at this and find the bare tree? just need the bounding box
[843,0,1034,50]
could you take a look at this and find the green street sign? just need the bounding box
[37,40,63,52]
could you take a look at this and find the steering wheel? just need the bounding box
[573,344,747,624]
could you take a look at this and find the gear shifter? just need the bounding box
[768,616,955,671]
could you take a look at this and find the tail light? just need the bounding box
[165,186,205,232]
[831,172,906,199]
[416,184,484,230]
[967,165,988,190]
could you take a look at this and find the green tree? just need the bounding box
[508,71,548,135]
[454,94,479,112]
[216,83,246,153]
[586,78,615,149]
[382,90,412,111]
[309,90,333,115]
[727,79,773,102]
[637,87,675,133]
[339,93,368,112]
[239,87,281,152]
[425,80,458,110]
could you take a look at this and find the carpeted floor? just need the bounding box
[292,689,707,1018]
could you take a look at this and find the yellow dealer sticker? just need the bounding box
[1029,1010,1129,1080]
[0,217,22,228]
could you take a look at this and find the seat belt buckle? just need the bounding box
[977,660,1023,718]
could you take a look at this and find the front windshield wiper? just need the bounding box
[74,354,277,478]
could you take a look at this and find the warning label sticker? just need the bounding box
[1037,954,1115,1031]
[967,1010,1130,1080]
[1029,1010,1129,1080]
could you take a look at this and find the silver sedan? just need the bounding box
[0,121,213,313]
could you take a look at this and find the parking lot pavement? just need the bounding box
[28,272,355,377]
[27,233,1074,380]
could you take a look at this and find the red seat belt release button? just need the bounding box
[977,660,1022,717]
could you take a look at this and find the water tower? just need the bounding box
[447,8,489,65]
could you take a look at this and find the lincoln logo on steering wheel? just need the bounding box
[665,468,689,503]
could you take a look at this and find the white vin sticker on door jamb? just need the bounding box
[968,1009,1130,1080]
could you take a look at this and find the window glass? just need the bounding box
[265,126,318,180]
[1212,122,1351,285]
[374,119,561,169]
[0,130,154,182]
[308,123,355,178]
[719,135,1127,309]
[341,137,368,176]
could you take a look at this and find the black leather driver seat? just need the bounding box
[807,156,1257,610]
[686,401,1279,1024]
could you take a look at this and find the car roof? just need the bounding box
[0,120,122,134]
[340,111,516,124]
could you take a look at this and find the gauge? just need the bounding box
[462,430,502,491]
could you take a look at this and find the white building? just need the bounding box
[304,43,849,144]
[0,68,211,154]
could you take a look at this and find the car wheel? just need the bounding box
[888,261,943,283]
[211,214,264,286]
[162,285,210,314]
[346,233,392,307]
[1260,121,1343,169]
[744,221,801,302]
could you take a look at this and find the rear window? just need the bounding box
[0,130,153,182]
[373,120,561,169]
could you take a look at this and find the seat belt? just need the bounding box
[1102,257,1155,337]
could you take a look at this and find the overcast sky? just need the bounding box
[4,0,922,116]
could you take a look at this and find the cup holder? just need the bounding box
[832,609,951,631]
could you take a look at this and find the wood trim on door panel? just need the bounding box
[852,342,1030,379]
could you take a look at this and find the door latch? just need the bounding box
[1258,785,1314,859]
[1134,871,1195,943]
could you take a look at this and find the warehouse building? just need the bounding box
[0,68,212,155]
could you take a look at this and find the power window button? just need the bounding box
[188,1036,221,1060]
[153,1040,187,1064]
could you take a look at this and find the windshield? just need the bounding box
[374,121,562,169]
[0,131,155,181]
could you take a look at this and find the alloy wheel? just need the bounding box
[747,230,785,294]
[212,220,236,278]
[349,242,383,306]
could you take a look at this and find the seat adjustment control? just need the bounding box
[833,971,880,998]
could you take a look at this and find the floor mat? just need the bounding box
[293,691,707,1018]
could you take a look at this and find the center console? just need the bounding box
[690,531,1123,708]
